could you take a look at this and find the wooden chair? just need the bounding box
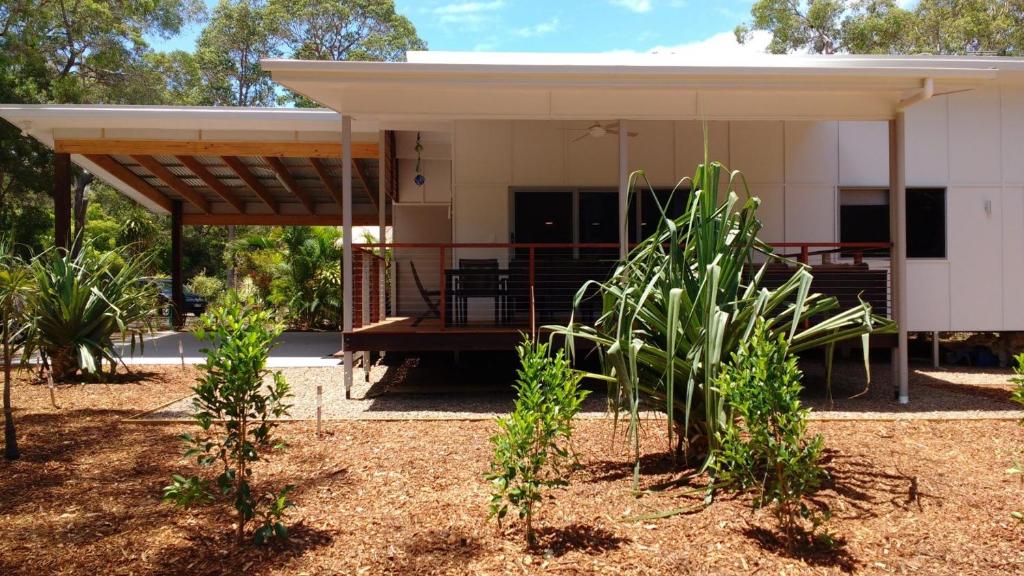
[409,261,441,327]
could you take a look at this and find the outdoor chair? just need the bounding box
[454,258,507,325]
[409,260,441,327]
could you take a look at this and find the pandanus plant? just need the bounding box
[551,152,896,479]
[27,245,158,380]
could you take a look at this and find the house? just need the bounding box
[3,51,1024,404]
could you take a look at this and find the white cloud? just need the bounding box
[609,0,652,13]
[433,1,505,24]
[643,29,773,59]
[514,17,560,38]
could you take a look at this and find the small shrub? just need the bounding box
[1008,353,1024,521]
[164,292,293,546]
[186,272,225,307]
[712,321,826,549]
[486,337,589,546]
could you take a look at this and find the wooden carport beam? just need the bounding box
[221,156,279,214]
[351,159,377,209]
[264,157,315,214]
[309,157,344,207]
[176,156,245,213]
[132,155,211,213]
[84,154,173,212]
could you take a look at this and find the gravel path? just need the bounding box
[132,357,1023,422]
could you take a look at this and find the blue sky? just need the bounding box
[154,0,762,55]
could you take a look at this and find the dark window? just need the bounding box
[630,187,689,242]
[839,189,890,257]
[513,190,573,244]
[906,188,946,258]
[578,191,619,244]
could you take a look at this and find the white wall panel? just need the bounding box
[753,184,785,243]
[948,88,1002,186]
[454,120,510,185]
[1001,87,1024,186]
[674,121,729,182]
[729,121,784,183]
[397,158,451,203]
[905,96,948,187]
[628,121,675,186]
[1003,186,1024,329]
[785,122,837,185]
[784,185,835,243]
[511,121,565,186]
[453,185,508,244]
[906,261,950,331]
[838,121,889,187]
[565,122,618,186]
[948,186,1002,329]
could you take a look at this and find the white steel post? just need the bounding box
[342,115,354,399]
[891,113,910,404]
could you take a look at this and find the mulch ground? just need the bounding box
[2,365,1024,575]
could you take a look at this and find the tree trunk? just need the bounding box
[236,415,247,546]
[3,325,19,460]
[70,172,93,258]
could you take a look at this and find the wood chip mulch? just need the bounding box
[2,366,1024,575]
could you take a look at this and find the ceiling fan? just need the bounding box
[571,121,638,143]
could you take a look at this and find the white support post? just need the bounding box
[891,113,910,404]
[618,119,629,261]
[361,257,371,382]
[342,114,354,399]
[378,130,387,324]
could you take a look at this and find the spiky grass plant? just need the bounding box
[550,152,896,480]
[27,245,158,380]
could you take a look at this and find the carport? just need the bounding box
[0,105,391,379]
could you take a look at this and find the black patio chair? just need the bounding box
[454,258,506,325]
[409,261,441,327]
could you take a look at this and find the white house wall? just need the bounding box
[399,95,1024,333]
[903,86,1024,332]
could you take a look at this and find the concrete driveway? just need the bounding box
[115,331,344,367]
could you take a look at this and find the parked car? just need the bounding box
[138,277,208,317]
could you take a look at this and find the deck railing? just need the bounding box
[350,242,892,332]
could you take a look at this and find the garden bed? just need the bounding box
[2,366,1024,575]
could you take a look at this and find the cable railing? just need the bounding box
[350,241,893,331]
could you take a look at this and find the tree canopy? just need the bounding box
[737,0,1024,56]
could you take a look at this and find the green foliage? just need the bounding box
[165,292,293,546]
[187,272,226,307]
[712,322,827,547]
[26,245,158,380]
[486,337,590,545]
[0,237,32,460]
[274,227,342,330]
[551,158,894,479]
[737,0,1024,56]
[1008,353,1024,521]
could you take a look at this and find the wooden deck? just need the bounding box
[344,317,529,352]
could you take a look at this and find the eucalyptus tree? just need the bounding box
[737,0,1024,56]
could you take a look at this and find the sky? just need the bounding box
[154,0,768,56]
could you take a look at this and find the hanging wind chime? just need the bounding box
[413,132,426,186]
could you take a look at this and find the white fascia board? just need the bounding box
[0,104,377,135]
